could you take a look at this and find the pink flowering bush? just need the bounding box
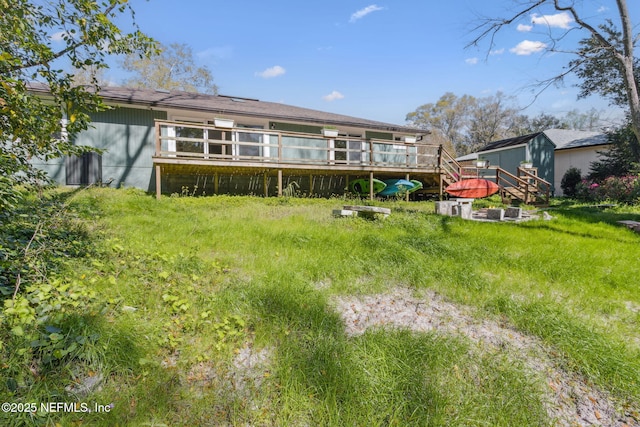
[575,175,640,204]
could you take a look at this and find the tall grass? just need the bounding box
[9,188,638,426]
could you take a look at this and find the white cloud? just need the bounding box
[350,5,383,23]
[465,57,478,65]
[255,65,286,79]
[322,91,344,101]
[597,6,608,13]
[510,40,547,55]
[531,12,573,29]
[198,46,234,60]
[490,48,505,55]
[50,31,70,42]
[517,23,533,32]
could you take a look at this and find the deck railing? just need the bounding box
[154,120,439,170]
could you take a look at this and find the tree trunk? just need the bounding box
[615,0,640,143]
[621,57,640,144]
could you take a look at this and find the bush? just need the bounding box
[575,175,640,204]
[560,167,582,197]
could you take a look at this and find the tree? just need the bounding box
[570,20,639,110]
[588,123,640,180]
[563,108,603,131]
[122,42,218,94]
[466,92,522,151]
[468,0,640,145]
[1,0,155,212]
[407,91,546,155]
[70,65,108,87]
[406,92,476,155]
[527,112,567,132]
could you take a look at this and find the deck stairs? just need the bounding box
[439,148,551,206]
[496,167,551,206]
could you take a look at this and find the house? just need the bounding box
[29,84,448,198]
[459,129,610,196]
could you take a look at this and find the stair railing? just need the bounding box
[516,167,552,205]
[496,167,551,205]
[496,168,534,203]
[438,146,462,183]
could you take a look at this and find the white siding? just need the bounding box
[554,145,609,195]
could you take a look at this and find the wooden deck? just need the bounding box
[152,120,445,199]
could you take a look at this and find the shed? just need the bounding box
[476,132,556,185]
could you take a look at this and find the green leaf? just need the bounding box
[11,326,24,336]
[49,333,63,342]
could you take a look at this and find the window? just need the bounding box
[66,152,102,185]
[175,125,205,154]
[205,124,232,157]
[236,125,264,158]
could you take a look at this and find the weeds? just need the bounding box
[2,188,639,426]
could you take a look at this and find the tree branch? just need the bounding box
[552,0,623,61]
[466,0,546,52]
[9,1,119,73]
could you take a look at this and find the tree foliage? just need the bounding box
[406,92,525,155]
[570,20,639,109]
[588,122,640,180]
[467,92,522,151]
[122,42,218,94]
[406,92,474,155]
[406,91,603,155]
[528,113,567,132]
[0,0,156,212]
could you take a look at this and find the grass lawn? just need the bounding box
[2,188,639,426]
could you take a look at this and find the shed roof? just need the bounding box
[476,128,609,154]
[542,129,609,150]
[455,152,478,161]
[478,132,542,152]
[28,83,423,135]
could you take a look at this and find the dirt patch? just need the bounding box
[332,287,639,427]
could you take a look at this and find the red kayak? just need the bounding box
[445,178,499,198]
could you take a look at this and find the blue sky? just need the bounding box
[105,0,636,126]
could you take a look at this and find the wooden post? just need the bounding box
[155,121,161,155]
[345,175,349,194]
[155,165,161,200]
[369,171,374,200]
[277,169,283,197]
[437,145,443,200]
[214,173,219,194]
[405,173,410,202]
[309,174,314,196]
[263,172,269,197]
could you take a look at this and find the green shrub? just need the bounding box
[575,175,640,203]
[560,167,582,197]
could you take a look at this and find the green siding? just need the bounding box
[365,131,393,141]
[529,134,555,184]
[74,107,166,190]
[269,121,322,135]
[480,134,555,189]
[483,146,526,177]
